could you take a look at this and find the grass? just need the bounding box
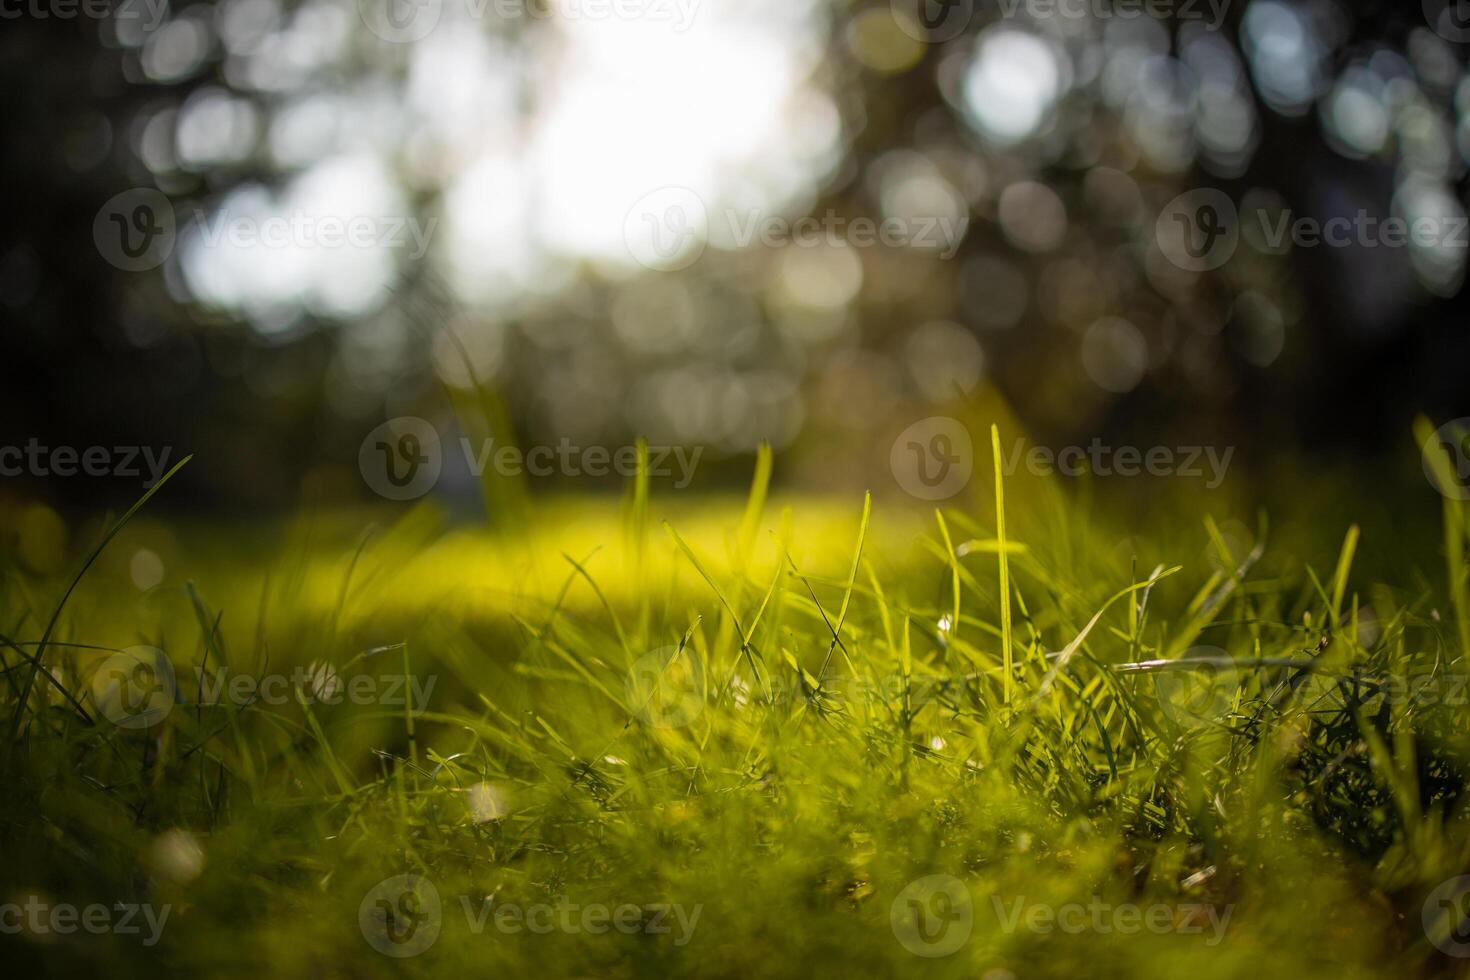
[3,425,1470,978]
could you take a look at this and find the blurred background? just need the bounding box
[2,0,1468,515]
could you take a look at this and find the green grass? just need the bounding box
[4,428,1470,978]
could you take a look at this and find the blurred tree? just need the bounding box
[1,0,1468,510]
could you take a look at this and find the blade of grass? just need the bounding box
[818,492,871,679]
[1329,524,1361,626]
[1416,416,1470,659]
[992,425,1014,706]
[7,454,191,747]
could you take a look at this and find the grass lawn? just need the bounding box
[4,428,1470,978]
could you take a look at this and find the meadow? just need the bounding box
[3,421,1470,978]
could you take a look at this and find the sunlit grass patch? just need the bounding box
[1,431,1469,977]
